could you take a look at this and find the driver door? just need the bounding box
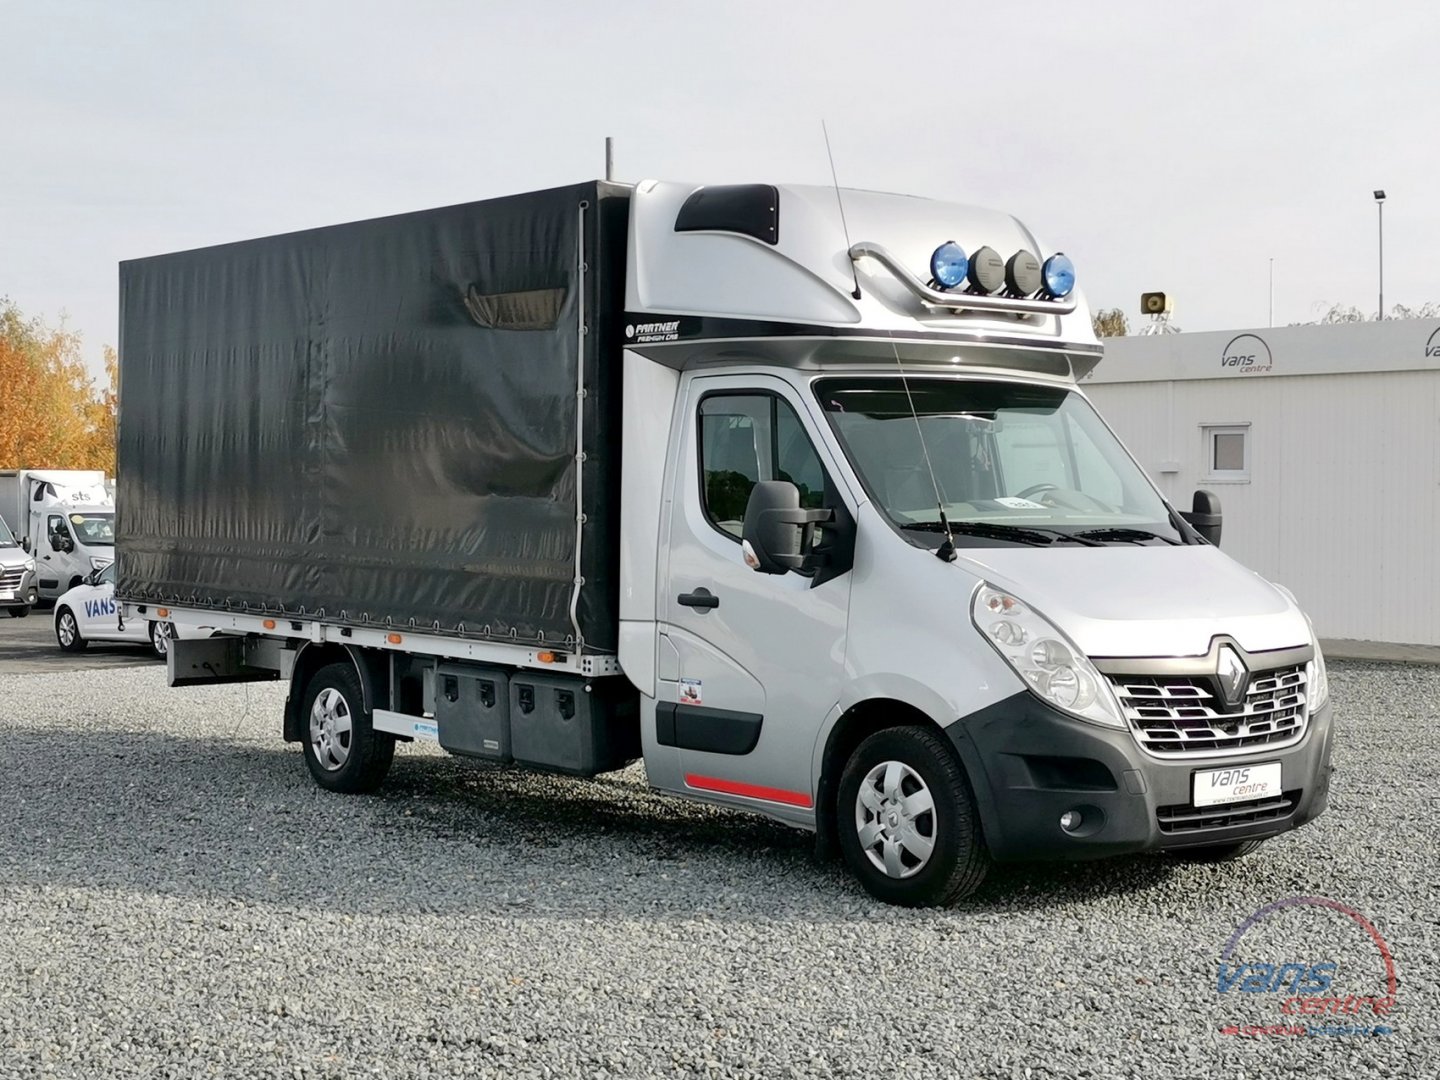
[657,373,854,818]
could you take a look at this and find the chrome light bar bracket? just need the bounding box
[849,241,1079,316]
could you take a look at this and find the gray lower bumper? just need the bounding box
[945,691,1335,861]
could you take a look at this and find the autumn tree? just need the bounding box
[1092,308,1129,337]
[1300,300,1440,324]
[0,298,116,473]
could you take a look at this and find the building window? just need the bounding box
[1201,424,1250,482]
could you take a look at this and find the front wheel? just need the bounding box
[148,620,173,658]
[5,606,30,618]
[837,725,989,907]
[301,662,395,794]
[55,607,88,652]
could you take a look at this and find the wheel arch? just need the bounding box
[282,643,390,743]
[814,693,963,862]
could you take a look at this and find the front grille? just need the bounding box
[0,567,24,590]
[1109,664,1309,758]
[1157,789,1300,834]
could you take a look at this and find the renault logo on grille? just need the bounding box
[1216,645,1248,709]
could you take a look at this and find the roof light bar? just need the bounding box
[848,242,1079,316]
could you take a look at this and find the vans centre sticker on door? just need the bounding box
[680,678,702,706]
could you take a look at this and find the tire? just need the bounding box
[5,606,30,618]
[1169,839,1266,863]
[837,726,989,907]
[148,620,173,659]
[55,607,88,652]
[300,662,395,794]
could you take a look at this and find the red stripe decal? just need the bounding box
[684,773,813,808]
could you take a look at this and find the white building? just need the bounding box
[1084,318,1440,649]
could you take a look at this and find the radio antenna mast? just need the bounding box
[822,121,862,300]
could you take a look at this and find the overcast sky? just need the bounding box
[3,0,1435,380]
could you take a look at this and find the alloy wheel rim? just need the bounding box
[308,687,353,771]
[855,760,937,879]
[58,613,76,646]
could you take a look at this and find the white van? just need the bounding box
[0,470,115,601]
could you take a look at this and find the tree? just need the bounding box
[0,298,116,473]
[1092,308,1129,337]
[1299,300,1440,325]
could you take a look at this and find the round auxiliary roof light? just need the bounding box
[967,245,1005,294]
[1042,253,1076,299]
[1005,250,1042,296]
[929,241,969,290]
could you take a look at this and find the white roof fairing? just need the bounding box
[624,180,1099,365]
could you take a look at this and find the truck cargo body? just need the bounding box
[120,179,1334,907]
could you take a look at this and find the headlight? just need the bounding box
[1308,639,1329,712]
[23,558,35,573]
[972,584,1125,728]
[1272,583,1328,712]
[90,556,110,572]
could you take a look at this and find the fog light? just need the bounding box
[1060,810,1083,833]
[967,246,1005,294]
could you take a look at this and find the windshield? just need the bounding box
[68,513,115,546]
[816,377,1185,547]
[0,516,14,547]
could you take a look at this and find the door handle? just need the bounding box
[677,588,719,611]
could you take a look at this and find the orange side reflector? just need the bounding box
[537,651,555,663]
[262,619,276,630]
[387,633,403,645]
[157,608,170,618]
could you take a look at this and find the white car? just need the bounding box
[53,563,201,658]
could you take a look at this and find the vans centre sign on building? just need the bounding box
[1083,318,1440,649]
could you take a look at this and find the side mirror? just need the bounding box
[85,569,101,586]
[741,481,832,574]
[20,537,30,553]
[1180,489,1222,546]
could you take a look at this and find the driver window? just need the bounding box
[699,393,827,540]
[99,563,117,586]
[48,515,70,543]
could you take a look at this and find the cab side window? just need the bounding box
[699,393,827,540]
[48,515,71,548]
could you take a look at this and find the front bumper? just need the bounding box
[0,568,38,608]
[944,691,1335,861]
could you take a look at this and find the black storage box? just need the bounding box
[435,664,511,762]
[509,674,640,776]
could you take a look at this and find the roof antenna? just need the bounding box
[822,120,863,300]
[891,341,957,562]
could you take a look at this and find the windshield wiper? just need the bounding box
[1071,527,1181,546]
[899,521,1104,547]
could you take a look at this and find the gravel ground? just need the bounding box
[0,661,1434,1078]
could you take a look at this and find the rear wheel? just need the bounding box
[1169,839,1266,863]
[5,606,29,618]
[301,662,395,794]
[837,725,989,906]
[55,607,88,652]
[148,620,173,658]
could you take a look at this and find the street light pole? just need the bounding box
[1374,189,1386,319]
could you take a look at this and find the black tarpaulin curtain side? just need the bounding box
[117,182,629,652]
